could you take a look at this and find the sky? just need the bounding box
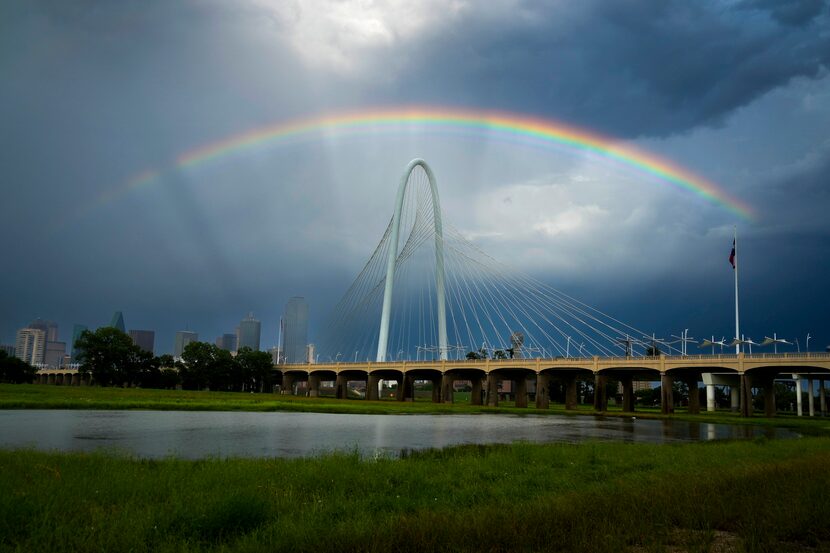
[2,0,829,355]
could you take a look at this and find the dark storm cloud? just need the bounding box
[369,0,830,138]
[2,0,829,352]
[741,0,827,26]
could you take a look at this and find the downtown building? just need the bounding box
[238,313,261,351]
[129,330,155,354]
[174,331,198,358]
[15,328,46,366]
[70,324,88,362]
[215,333,238,352]
[283,297,308,364]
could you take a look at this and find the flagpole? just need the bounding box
[734,226,740,355]
[277,316,283,364]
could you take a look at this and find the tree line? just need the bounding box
[74,327,274,391]
[0,350,38,383]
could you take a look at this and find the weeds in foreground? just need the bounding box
[1,438,829,552]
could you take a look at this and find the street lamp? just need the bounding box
[760,333,792,354]
[354,351,359,363]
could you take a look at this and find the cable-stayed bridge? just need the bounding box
[282,159,830,417]
[318,159,670,364]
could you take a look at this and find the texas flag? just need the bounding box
[729,239,736,269]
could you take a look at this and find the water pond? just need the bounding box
[0,409,798,459]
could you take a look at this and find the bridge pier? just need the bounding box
[706,384,716,411]
[620,375,634,412]
[471,377,483,406]
[70,373,79,386]
[514,377,528,408]
[564,375,578,410]
[366,374,380,400]
[431,376,442,403]
[441,374,454,403]
[762,377,776,417]
[308,374,321,397]
[535,373,549,409]
[660,374,674,415]
[282,373,296,395]
[740,374,753,417]
[795,376,803,416]
[335,374,347,399]
[593,374,607,412]
[684,377,700,415]
[820,379,826,416]
[398,375,415,402]
[730,385,739,412]
[486,373,499,407]
[808,378,815,417]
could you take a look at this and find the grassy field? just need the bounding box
[3,384,830,436]
[1,438,829,552]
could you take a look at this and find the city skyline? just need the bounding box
[2,2,829,355]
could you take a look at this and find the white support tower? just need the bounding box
[376,159,448,362]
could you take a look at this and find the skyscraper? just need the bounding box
[238,313,261,351]
[70,324,88,362]
[215,333,237,352]
[110,311,126,333]
[28,319,58,342]
[44,341,66,368]
[128,330,155,354]
[283,297,308,364]
[174,331,198,358]
[15,328,46,366]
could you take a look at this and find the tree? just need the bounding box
[236,347,274,392]
[180,342,236,390]
[0,350,37,384]
[74,327,148,386]
[493,349,507,360]
[466,351,484,360]
[645,345,661,357]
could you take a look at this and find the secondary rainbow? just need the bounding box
[117,106,754,219]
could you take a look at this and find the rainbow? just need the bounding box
[114,106,754,220]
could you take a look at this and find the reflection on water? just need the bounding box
[0,410,799,459]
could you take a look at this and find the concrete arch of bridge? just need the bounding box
[593,368,662,413]
[442,364,485,372]
[441,368,487,406]
[666,367,739,410]
[398,368,445,403]
[278,369,309,396]
[539,365,594,374]
[744,365,830,377]
[538,368,594,410]
[485,368,536,409]
[742,366,830,418]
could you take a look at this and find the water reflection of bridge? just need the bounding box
[274,353,830,417]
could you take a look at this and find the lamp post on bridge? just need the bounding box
[671,329,697,356]
[760,333,792,354]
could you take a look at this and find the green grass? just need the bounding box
[1,438,829,552]
[4,384,830,436]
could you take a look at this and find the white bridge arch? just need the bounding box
[376,159,448,362]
